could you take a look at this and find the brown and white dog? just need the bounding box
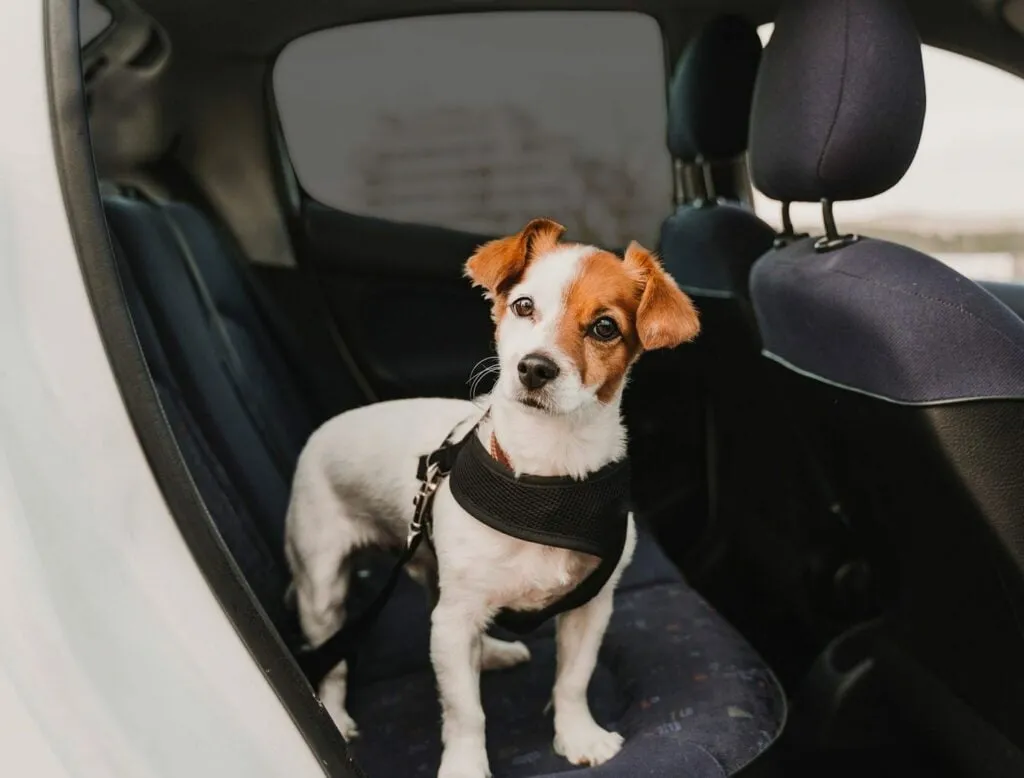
[285,218,699,778]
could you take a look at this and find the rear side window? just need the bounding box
[273,12,672,247]
[80,0,112,46]
[755,25,1024,284]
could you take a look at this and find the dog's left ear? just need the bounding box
[465,218,566,298]
[624,241,700,350]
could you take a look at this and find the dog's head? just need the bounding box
[465,218,700,416]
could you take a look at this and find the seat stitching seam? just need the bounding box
[828,267,1024,358]
[816,0,851,184]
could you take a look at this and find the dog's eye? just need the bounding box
[589,316,620,342]
[511,297,534,318]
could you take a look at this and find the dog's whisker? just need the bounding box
[467,361,499,384]
[469,365,500,398]
[469,355,499,371]
[466,356,500,386]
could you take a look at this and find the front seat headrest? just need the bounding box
[667,14,764,163]
[749,0,926,203]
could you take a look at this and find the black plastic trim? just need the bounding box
[45,2,362,775]
[762,350,1024,407]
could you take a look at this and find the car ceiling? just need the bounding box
[121,0,1024,70]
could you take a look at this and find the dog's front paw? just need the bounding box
[554,718,624,767]
[437,744,491,778]
[481,636,531,671]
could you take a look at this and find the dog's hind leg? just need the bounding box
[291,505,364,741]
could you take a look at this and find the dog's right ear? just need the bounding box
[465,218,565,299]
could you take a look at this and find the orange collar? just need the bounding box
[489,432,512,469]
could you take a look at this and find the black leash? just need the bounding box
[295,424,470,688]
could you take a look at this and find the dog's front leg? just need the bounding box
[551,587,624,767]
[431,599,491,778]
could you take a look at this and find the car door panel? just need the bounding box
[296,201,496,400]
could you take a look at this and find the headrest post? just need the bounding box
[773,201,810,249]
[813,198,861,253]
[699,156,717,207]
[781,201,794,235]
[682,163,707,205]
[821,198,839,241]
[672,159,687,206]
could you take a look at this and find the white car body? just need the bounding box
[0,3,327,775]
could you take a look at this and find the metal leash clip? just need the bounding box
[409,461,441,547]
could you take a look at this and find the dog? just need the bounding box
[285,218,699,778]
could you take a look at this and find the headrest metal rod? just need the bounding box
[772,201,809,249]
[699,156,717,205]
[781,201,795,235]
[822,198,839,240]
[681,162,707,206]
[814,198,860,253]
[672,158,687,206]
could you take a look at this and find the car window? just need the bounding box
[272,12,672,248]
[79,0,112,46]
[755,24,1024,284]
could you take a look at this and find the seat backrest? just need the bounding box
[656,16,828,593]
[103,195,363,643]
[661,14,774,303]
[109,226,303,644]
[748,0,1024,765]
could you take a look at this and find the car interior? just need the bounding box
[60,0,1024,775]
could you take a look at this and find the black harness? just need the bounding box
[296,420,631,688]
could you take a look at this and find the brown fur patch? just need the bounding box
[558,243,700,402]
[558,250,644,402]
[622,241,700,351]
[464,218,566,323]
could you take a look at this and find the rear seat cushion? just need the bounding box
[349,526,682,685]
[348,530,785,777]
[349,580,785,778]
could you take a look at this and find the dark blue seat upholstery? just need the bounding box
[102,194,786,777]
[655,17,832,642]
[747,0,1024,772]
[660,14,776,301]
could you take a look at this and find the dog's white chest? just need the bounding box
[487,541,600,612]
[431,491,602,615]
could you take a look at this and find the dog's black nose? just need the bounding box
[518,353,560,390]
